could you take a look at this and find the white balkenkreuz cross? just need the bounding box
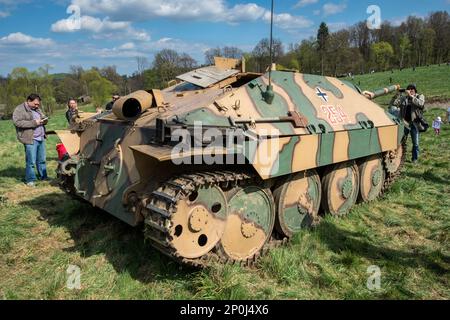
[316,87,328,102]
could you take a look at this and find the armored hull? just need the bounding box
[57,59,406,267]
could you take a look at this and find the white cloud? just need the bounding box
[224,3,266,24]
[118,42,135,50]
[328,22,348,32]
[0,32,54,46]
[51,16,128,33]
[49,0,313,45]
[263,12,314,30]
[322,3,347,17]
[0,32,211,75]
[157,37,174,43]
[0,0,30,17]
[69,0,312,28]
[294,0,319,8]
[71,0,229,22]
[51,15,150,41]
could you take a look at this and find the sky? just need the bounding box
[0,0,449,76]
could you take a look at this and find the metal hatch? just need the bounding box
[176,66,239,89]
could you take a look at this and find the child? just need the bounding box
[432,116,442,135]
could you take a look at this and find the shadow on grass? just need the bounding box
[21,192,197,284]
[407,170,450,185]
[0,166,24,182]
[315,221,449,277]
[0,164,60,183]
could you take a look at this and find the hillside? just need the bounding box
[0,93,448,300]
[344,64,450,106]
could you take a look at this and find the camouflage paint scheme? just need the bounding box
[57,63,404,227]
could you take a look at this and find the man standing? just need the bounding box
[12,94,48,186]
[65,98,78,124]
[391,84,425,164]
[105,94,120,111]
[447,106,450,124]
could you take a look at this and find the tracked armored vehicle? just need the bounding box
[56,57,406,267]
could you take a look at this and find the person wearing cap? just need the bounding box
[432,116,442,135]
[105,94,120,111]
[391,84,425,164]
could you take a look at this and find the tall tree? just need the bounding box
[179,53,198,70]
[350,22,372,73]
[80,69,116,107]
[101,66,126,95]
[317,22,330,75]
[419,28,436,66]
[252,38,284,73]
[398,35,412,68]
[5,68,32,115]
[327,30,353,76]
[135,57,149,89]
[205,46,243,65]
[297,38,319,74]
[153,49,197,87]
[371,42,394,71]
[427,11,450,63]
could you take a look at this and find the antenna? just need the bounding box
[269,0,274,86]
[263,0,275,104]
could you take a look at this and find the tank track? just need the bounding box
[143,171,288,268]
[143,141,406,269]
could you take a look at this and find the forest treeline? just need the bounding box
[0,11,448,117]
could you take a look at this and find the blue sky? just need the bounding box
[0,0,448,76]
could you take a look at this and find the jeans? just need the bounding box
[24,140,48,183]
[404,123,419,161]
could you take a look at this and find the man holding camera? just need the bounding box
[12,94,49,186]
[391,84,426,164]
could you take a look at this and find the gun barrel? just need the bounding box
[363,85,400,100]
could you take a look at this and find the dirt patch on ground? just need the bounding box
[426,101,450,110]
[3,184,61,205]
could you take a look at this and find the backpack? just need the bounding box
[414,108,429,133]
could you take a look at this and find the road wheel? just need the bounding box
[321,161,360,216]
[359,155,385,202]
[218,186,275,262]
[273,170,322,238]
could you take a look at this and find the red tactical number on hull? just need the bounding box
[321,105,349,124]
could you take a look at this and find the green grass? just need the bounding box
[0,103,449,300]
[345,64,450,106]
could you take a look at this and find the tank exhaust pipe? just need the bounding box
[363,85,400,100]
[113,90,154,120]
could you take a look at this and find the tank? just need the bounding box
[56,57,406,267]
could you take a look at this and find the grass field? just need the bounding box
[345,64,450,106]
[0,71,449,300]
